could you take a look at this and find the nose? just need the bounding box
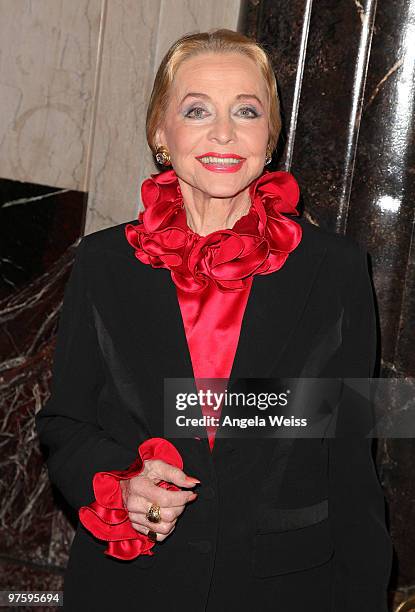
[207,113,236,145]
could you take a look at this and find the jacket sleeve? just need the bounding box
[35,237,138,512]
[328,244,393,611]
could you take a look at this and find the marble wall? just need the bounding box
[0,1,102,191]
[0,186,85,609]
[84,0,243,234]
[244,0,415,608]
[0,0,242,604]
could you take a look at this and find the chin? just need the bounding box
[200,184,246,199]
[198,171,248,188]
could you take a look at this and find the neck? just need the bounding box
[178,179,251,237]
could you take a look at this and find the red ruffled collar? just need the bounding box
[125,168,302,292]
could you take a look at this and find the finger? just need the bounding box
[128,510,178,526]
[130,478,198,509]
[143,459,200,489]
[129,523,174,542]
[161,505,186,521]
[148,523,176,541]
[129,500,186,524]
[144,517,177,535]
[150,486,198,508]
[128,504,182,525]
[123,487,192,516]
[129,515,176,535]
[148,525,174,542]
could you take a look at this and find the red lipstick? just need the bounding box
[195,152,246,173]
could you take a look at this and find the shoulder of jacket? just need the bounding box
[78,219,140,256]
[292,215,365,260]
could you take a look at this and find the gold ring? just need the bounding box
[146,503,161,523]
[147,529,157,542]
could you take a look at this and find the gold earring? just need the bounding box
[155,145,171,166]
[265,145,273,165]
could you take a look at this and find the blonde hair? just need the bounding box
[146,28,281,157]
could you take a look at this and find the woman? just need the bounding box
[35,29,393,611]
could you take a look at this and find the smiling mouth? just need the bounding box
[196,155,246,166]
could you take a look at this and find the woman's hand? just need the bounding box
[119,459,199,542]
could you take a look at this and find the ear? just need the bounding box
[155,126,166,148]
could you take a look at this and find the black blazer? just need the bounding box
[35,215,393,612]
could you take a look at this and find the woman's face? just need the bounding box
[155,52,270,199]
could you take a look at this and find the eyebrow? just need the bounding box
[180,92,264,106]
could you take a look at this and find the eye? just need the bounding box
[237,106,259,118]
[184,106,208,119]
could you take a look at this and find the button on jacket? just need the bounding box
[35,215,393,612]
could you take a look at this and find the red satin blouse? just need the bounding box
[126,168,302,449]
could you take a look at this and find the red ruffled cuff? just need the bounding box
[78,437,183,560]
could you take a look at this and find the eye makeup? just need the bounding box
[182,105,261,119]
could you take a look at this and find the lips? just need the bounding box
[195,152,246,160]
[195,152,246,173]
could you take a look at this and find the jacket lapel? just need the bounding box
[213,218,328,457]
[229,219,327,381]
[115,218,327,458]
[154,218,327,456]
